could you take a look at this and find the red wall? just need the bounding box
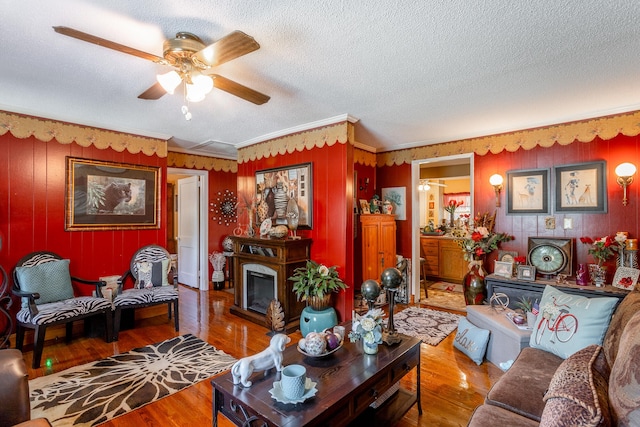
[207,169,238,279]
[237,142,355,320]
[0,134,167,294]
[474,134,640,272]
[377,134,640,277]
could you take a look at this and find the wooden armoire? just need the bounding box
[360,214,397,282]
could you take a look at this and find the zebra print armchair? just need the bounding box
[112,245,178,341]
[12,252,113,369]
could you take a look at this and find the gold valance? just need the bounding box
[376,110,640,167]
[354,147,376,167]
[168,151,237,172]
[237,121,351,163]
[0,110,168,157]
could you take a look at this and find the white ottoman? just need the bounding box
[466,305,531,367]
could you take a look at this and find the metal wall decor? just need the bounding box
[211,189,237,226]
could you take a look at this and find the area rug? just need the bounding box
[393,306,463,346]
[29,334,236,426]
[421,280,467,312]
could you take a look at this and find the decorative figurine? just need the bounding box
[230,334,290,388]
[380,267,403,345]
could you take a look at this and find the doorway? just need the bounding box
[167,167,209,291]
[410,153,474,303]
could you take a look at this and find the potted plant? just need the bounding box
[289,260,348,310]
[515,296,537,328]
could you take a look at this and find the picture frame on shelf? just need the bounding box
[554,161,607,213]
[506,168,550,215]
[255,162,313,229]
[359,199,370,214]
[65,157,160,231]
[497,250,518,263]
[517,265,536,281]
[612,267,640,291]
[494,261,514,278]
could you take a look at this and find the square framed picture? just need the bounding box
[494,261,514,278]
[506,168,550,215]
[517,265,536,281]
[554,161,607,213]
[612,267,640,291]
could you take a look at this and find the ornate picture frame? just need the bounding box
[506,168,550,215]
[494,261,514,278]
[255,162,313,229]
[554,161,607,213]
[517,265,536,281]
[65,157,160,231]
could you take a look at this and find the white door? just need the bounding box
[177,175,199,288]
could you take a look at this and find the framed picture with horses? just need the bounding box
[506,168,550,215]
[65,157,160,231]
[553,161,607,213]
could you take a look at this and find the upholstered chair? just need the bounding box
[112,245,178,340]
[12,252,113,368]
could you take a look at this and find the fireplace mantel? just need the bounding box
[229,236,312,330]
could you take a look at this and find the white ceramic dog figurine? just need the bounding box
[231,333,291,388]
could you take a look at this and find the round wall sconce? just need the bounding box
[489,174,504,207]
[615,162,636,206]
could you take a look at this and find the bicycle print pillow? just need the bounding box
[529,285,618,359]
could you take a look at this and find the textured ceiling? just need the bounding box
[1,1,639,159]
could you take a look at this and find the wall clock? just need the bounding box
[527,237,573,277]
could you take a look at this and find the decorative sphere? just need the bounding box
[360,279,381,301]
[380,267,402,289]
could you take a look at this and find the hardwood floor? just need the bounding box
[22,286,504,426]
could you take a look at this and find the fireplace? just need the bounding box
[243,264,277,315]
[229,236,311,330]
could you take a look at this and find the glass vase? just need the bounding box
[363,341,379,355]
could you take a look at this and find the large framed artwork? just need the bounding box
[65,157,160,231]
[506,168,550,215]
[255,162,313,229]
[554,161,607,213]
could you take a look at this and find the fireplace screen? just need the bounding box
[244,265,277,315]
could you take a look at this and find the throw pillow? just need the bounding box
[529,285,618,359]
[15,259,74,306]
[608,310,640,426]
[602,291,640,367]
[135,259,170,288]
[540,344,611,427]
[135,262,154,289]
[454,317,490,365]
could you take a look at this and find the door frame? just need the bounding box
[168,167,209,291]
[410,153,474,302]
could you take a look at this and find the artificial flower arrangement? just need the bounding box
[580,232,627,266]
[348,308,385,346]
[444,199,464,214]
[289,260,348,302]
[453,213,514,261]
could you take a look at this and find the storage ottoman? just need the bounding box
[466,305,531,367]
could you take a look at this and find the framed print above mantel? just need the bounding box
[65,157,160,231]
[554,161,607,213]
[506,168,550,215]
[255,162,313,229]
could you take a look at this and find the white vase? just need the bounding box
[364,341,379,355]
[526,311,537,328]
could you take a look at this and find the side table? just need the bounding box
[222,251,234,288]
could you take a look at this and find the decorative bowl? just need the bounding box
[297,341,343,358]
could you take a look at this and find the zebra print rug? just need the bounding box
[29,334,236,426]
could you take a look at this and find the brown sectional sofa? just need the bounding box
[468,290,640,426]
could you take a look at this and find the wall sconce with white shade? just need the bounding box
[489,174,504,207]
[615,162,636,206]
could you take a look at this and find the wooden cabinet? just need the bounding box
[420,237,465,283]
[361,214,397,281]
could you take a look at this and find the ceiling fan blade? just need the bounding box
[192,31,260,68]
[53,26,166,64]
[138,82,167,100]
[212,75,270,105]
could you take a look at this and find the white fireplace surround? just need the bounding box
[242,263,278,311]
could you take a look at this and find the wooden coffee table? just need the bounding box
[211,330,421,427]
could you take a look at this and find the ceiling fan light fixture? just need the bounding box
[191,73,214,95]
[157,70,182,94]
[185,82,206,102]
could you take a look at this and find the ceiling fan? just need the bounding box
[52,26,270,106]
[418,180,447,191]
